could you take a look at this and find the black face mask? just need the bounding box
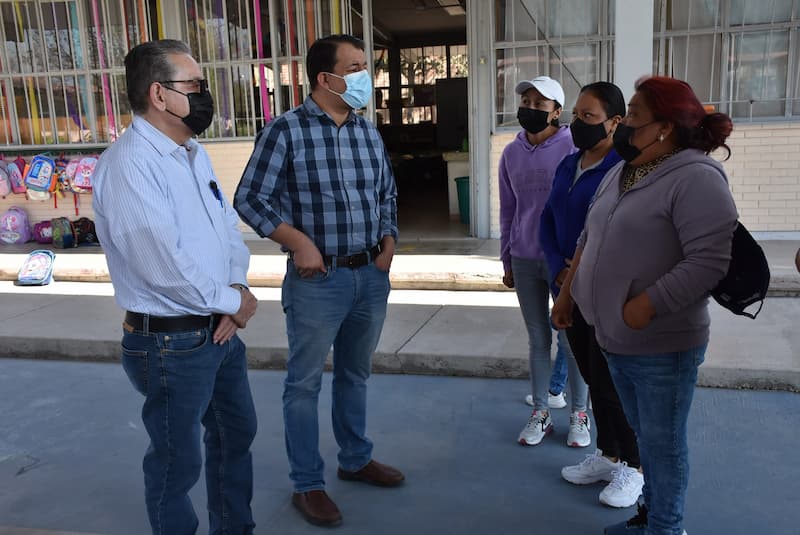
[165,87,215,135]
[517,107,551,135]
[570,118,609,150]
[612,122,658,162]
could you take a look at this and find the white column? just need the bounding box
[467,0,493,238]
[614,0,654,103]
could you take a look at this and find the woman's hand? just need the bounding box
[502,270,514,288]
[622,292,656,330]
[551,292,574,329]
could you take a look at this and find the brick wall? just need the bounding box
[488,123,800,238]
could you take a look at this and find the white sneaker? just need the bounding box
[548,391,567,409]
[524,392,567,409]
[567,411,591,448]
[599,462,644,508]
[561,449,619,485]
[518,410,553,446]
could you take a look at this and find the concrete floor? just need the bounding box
[1,359,798,535]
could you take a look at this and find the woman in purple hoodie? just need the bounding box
[499,76,588,447]
[553,77,738,535]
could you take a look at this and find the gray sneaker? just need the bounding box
[518,410,553,446]
[567,411,591,447]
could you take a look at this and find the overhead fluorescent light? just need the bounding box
[436,0,465,15]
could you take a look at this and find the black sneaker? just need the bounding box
[603,504,647,534]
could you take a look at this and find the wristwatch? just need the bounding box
[231,283,248,292]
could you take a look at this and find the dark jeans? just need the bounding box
[565,306,640,468]
[122,327,257,535]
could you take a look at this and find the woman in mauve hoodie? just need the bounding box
[552,77,738,535]
[499,76,587,449]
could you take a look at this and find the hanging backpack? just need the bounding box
[16,249,56,286]
[0,206,32,245]
[7,157,27,194]
[0,160,11,198]
[71,156,96,194]
[63,158,80,192]
[51,217,76,248]
[24,154,57,192]
[710,221,770,319]
[33,221,53,244]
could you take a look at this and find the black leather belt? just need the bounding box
[124,311,220,333]
[322,245,381,269]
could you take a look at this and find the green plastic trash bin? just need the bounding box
[454,176,470,225]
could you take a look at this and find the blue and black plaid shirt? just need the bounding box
[234,97,398,257]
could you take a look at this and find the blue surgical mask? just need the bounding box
[326,70,373,109]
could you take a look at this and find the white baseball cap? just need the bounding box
[515,76,565,108]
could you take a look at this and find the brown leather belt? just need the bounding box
[322,244,381,269]
[124,311,220,333]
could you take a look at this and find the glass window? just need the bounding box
[729,31,789,118]
[399,44,466,125]
[449,44,468,78]
[653,0,799,119]
[494,0,613,128]
[729,0,792,25]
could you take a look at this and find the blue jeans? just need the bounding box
[281,260,390,492]
[549,334,569,395]
[511,256,588,412]
[605,345,706,535]
[121,327,257,535]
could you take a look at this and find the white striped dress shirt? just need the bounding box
[92,116,248,317]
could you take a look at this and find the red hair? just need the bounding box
[635,76,732,159]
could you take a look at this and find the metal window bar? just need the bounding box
[653,0,800,119]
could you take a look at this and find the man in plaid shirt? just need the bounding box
[235,34,401,527]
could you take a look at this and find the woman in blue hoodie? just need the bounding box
[540,82,643,509]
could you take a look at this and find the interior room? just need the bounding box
[368,0,469,239]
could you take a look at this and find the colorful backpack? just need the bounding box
[7,157,26,194]
[0,160,10,197]
[71,156,96,193]
[33,221,53,244]
[73,217,98,245]
[0,206,32,245]
[24,154,57,192]
[63,158,80,192]
[51,217,76,248]
[16,249,56,286]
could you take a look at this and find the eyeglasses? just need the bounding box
[159,79,208,93]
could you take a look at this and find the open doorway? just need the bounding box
[370,0,470,239]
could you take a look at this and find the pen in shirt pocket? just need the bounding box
[209,181,223,209]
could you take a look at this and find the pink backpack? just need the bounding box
[33,221,53,244]
[0,160,10,197]
[0,206,32,245]
[71,156,96,193]
[7,157,26,194]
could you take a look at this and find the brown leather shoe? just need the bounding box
[291,490,342,527]
[337,459,405,487]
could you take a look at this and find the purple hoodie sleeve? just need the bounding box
[645,165,739,315]
[499,151,514,272]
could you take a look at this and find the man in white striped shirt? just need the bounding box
[92,40,259,535]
